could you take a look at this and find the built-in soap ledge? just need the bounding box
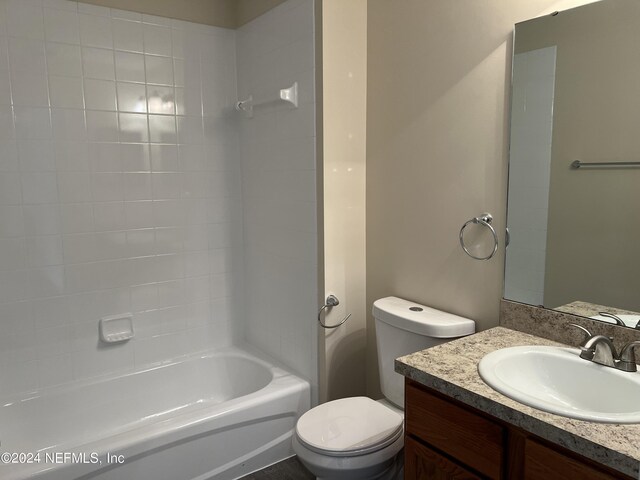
[99,314,134,344]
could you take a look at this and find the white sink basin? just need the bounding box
[478,346,640,423]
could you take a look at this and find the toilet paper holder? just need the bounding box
[317,295,351,329]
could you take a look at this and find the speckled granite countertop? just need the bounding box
[556,300,640,318]
[395,327,640,478]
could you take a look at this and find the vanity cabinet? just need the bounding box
[404,380,633,480]
[405,436,482,480]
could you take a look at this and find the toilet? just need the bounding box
[293,296,475,479]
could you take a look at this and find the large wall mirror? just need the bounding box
[505,0,640,328]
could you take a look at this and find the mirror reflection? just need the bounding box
[505,0,640,327]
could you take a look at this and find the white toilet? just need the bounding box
[293,296,475,480]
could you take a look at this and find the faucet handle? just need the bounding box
[618,341,640,372]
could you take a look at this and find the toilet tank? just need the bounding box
[373,297,475,408]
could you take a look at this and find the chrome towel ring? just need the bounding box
[318,295,352,329]
[459,213,498,261]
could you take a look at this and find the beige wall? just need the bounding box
[321,0,367,402]
[514,1,640,312]
[236,0,289,26]
[365,0,596,399]
[79,0,286,28]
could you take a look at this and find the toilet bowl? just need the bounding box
[293,397,404,480]
[293,296,475,479]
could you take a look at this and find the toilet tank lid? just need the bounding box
[372,296,475,338]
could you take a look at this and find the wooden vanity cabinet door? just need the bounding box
[523,438,625,480]
[405,381,505,479]
[404,380,634,480]
[405,436,484,480]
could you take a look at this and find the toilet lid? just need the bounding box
[295,397,403,456]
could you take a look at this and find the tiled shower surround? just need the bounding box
[237,0,317,384]
[504,46,556,307]
[0,0,317,396]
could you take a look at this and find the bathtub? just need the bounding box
[0,345,310,480]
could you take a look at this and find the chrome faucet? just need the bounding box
[570,324,617,367]
[597,310,640,330]
[569,324,640,372]
[617,341,640,372]
[598,311,626,327]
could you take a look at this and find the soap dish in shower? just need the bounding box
[99,314,134,344]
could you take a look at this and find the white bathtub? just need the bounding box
[0,345,310,480]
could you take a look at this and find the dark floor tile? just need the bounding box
[240,456,314,480]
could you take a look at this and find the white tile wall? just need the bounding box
[236,0,317,382]
[0,0,243,396]
[505,47,556,306]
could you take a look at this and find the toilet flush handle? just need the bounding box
[318,295,352,329]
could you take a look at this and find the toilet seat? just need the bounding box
[295,397,403,457]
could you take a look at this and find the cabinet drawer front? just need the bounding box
[405,381,504,479]
[405,436,483,480]
[524,438,625,480]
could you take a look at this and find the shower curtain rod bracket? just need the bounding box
[236,82,298,118]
